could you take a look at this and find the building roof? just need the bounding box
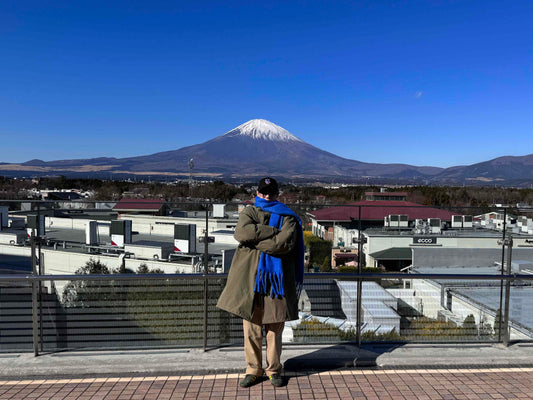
[412,248,533,269]
[409,265,533,336]
[113,198,166,212]
[308,200,458,222]
[454,286,533,335]
[334,252,357,259]
[46,191,82,201]
[370,247,413,260]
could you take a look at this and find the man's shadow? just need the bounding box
[282,342,404,382]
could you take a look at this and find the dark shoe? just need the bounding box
[239,374,261,388]
[268,373,284,387]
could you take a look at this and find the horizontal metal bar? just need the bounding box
[2,199,525,211]
[0,273,211,282]
[0,272,532,282]
[304,273,533,281]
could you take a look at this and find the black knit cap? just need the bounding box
[257,177,279,196]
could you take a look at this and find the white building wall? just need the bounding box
[311,219,326,238]
[387,280,445,320]
[0,244,196,301]
[333,226,360,248]
[121,214,238,236]
[46,218,110,235]
[0,244,195,274]
[363,234,518,268]
[44,215,239,242]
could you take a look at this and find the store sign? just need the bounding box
[413,236,437,245]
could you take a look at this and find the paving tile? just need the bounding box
[1,368,532,399]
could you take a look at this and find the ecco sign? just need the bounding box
[413,237,437,244]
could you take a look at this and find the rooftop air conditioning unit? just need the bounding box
[428,218,441,234]
[522,218,533,233]
[452,215,462,228]
[27,214,45,238]
[86,221,98,245]
[384,216,390,227]
[110,220,132,247]
[213,204,226,218]
[399,214,408,227]
[414,219,428,234]
[389,215,400,227]
[0,207,8,230]
[174,224,196,254]
[462,215,473,228]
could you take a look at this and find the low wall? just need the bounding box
[44,216,238,244]
[46,218,109,235]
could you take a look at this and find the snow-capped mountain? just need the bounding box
[3,119,531,186]
[222,119,303,142]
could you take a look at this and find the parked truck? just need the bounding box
[0,231,26,246]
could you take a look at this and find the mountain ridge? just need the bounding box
[1,119,531,186]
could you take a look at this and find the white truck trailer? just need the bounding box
[124,241,175,260]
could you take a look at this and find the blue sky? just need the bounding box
[1,1,531,168]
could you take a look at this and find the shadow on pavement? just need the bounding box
[283,343,405,376]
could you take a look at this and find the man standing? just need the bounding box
[217,177,304,388]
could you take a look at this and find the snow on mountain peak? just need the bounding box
[224,119,303,142]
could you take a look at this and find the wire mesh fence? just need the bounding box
[0,273,531,353]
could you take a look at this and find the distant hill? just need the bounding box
[0,119,531,186]
[434,155,533,185]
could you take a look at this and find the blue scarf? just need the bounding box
[254,197,305,298]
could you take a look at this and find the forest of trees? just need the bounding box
[1,175,532,209]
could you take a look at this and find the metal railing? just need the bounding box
[0,272,531,355]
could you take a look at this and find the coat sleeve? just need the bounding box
[255,215,298,256]
[234,207,279,245]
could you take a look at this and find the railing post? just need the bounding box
[502,236,513,346]
[37,212,43,353]
[203,202,209,352]
[30,231,39,357]
[356,206,362,346]
[497,208,507,342]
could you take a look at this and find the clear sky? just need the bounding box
[1,1,531,168]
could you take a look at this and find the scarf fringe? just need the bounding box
[254,270,285,298]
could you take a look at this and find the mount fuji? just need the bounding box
[2,119,532,185]
[99,119,441,179]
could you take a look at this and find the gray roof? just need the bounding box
[411,261,533,336]
[370,247,412,260]
[453,286,533,334]
[412,247,533,269]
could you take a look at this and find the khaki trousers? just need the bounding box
[243,318,284,376]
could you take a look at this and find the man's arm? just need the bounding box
[234,208,279,245]
[255,216,298,256]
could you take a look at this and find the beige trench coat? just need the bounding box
[216,205,300,324]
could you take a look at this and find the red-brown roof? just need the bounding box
[334,253,357,259]
[113,198,166,211]
[308,200,457,222]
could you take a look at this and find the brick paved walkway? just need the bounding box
[0,368,531,400]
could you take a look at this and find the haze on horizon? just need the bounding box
[1,1,531,168]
